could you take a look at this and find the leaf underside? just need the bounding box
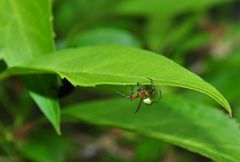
[1,45,231,115]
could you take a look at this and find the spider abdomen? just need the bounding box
[143,97,152,104]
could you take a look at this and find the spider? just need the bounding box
[115,78,162,113]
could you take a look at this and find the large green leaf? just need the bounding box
[0,0,55,66]
[62,97,240,162]
[0,45,231,115]
[0,0,60,133]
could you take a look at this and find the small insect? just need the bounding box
[115,78,162,113]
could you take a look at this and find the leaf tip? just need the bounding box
[229,109,232,117]
[224,104,232,117]
[54,125,61,136]
[225,102,232,117]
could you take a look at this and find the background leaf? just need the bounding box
[116,0,232,51]
[116,0,232,16]
[0,0,60,133]
[62,96,240,162]
[65,28,141,48]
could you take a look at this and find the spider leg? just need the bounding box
[150,89,163,103]
[147,77,155,96]
[114,90,130,99]
[137,81,142,90]
[135,98,143,113]
[130,85,134,95]
[159,89,162,100]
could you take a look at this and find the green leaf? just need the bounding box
[0,0,55,66]
[117,0,232,17]
[0,46,231,115]
[66,28,141,48]
[0,0,60,133]
[62,97,240,162]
